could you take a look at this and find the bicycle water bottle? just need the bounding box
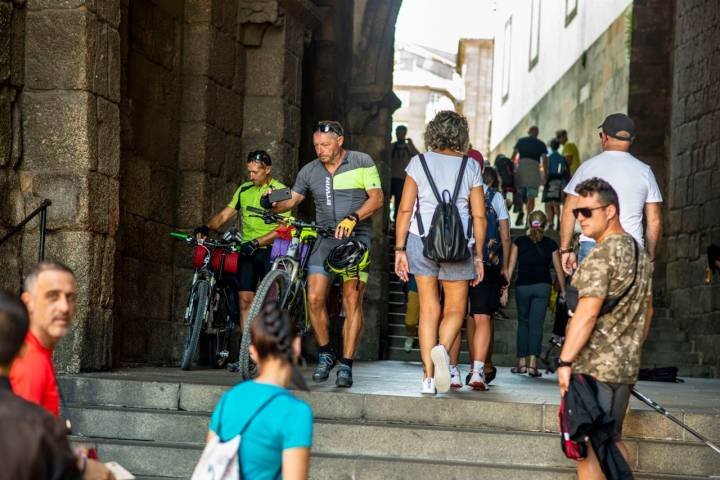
[287,236,300,258]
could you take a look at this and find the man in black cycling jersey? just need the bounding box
[266,120,383,388]
[195,150,289,334]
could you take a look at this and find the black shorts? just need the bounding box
[469,267,507,315]
[596,380,631,439]
[236,247,271,292]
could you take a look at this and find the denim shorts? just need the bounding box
[406,233,475,281]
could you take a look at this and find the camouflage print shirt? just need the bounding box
[572,233,652,384]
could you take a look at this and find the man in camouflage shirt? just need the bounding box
[557,177,653,480]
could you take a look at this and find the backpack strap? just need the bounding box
[417,154,442,203]
[238,391,285,436]
[451,155,469,203]
[415,193,425,237]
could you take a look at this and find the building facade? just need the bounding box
[457,38,493,156]
[489,0,632,159]
[392,42,462,148]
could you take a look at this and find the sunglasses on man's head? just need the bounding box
[314,123,343,136]
[572,205,609,219]
[249,151,271,165]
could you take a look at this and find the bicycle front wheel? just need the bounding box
[181,279,210,370]
[239,269,291,379]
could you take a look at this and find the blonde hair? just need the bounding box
[526,211,547,243]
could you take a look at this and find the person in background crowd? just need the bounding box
[394,110,487,395]
[1,288,114,480]
[556,129,580,175]
[557,178,653,479]
[507,211,566,377]
[512,126,547,226]
[204,302,312,480]
[390,125,419,221]
[542,138,568,230]
[559,114,662,274]
[468,148,485,174]
[449,167,510,390]
[494,154,517,211]
[403,275,420,352]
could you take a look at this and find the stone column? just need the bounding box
[0,0,26,293]
[345,0,401,360]
[19,0,121,372]
[239,0,318,187]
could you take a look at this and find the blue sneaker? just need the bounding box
[312,352,336,382]
[336,364,353,388]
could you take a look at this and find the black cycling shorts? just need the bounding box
[469,267,507,315]
[235,247,271,292]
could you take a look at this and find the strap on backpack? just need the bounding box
[415,154,469,237]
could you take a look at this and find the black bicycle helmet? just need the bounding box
[324,239,370,279]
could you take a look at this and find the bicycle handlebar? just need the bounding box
[245,206,334,237]
[169,232,239,250]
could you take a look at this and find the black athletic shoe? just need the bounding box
[313,352,337,382]
[467,366,497,385]
[515,211,525,226]
[336,364,353,388]
[485,366,497,385]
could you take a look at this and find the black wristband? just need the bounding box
[556,358,573,368]
[194,225,210,236]
[349,212,360,222]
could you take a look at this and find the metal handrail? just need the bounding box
[0,199,52,261]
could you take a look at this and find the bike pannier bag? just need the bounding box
[415,154,471,263]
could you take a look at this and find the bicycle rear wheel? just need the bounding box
[181,279,210,370]
[239,269,291,379]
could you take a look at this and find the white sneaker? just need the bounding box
[421,377,436,394]
[404,336,414,353]
[468,370,487,391]
[450,366,462,389]
[430,345,451,393]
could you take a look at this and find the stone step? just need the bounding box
[69,417,720,478]
[73,437,712,480]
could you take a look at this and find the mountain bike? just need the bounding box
[238,206,334,379]
[170,231,242,370]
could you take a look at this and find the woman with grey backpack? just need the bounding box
[394,110,487,395]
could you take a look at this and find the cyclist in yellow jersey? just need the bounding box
[195,150,289,331]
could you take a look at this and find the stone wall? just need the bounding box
[666,0,720,374]
[458,39,493,155]
[114,0,186,365]
[0,0,26,294]
[0,0,122,372]
[490,7,632,163]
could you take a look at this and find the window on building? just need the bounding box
[565,0,578,27]
[501,16,512,103]
[529,0,540,71]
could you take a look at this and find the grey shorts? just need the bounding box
[596,380,631,439]
[406,233,475,281]
[307,234,370,283]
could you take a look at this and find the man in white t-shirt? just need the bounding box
[559,113,663,275]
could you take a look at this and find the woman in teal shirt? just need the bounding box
[206,304,312,479]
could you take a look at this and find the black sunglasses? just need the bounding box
[248,150,271,165]
[314,123,343,136]
[572,205,609,219]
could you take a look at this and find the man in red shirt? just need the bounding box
[10,262,77,416]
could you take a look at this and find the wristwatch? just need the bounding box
[556,358,573,368]
[394,246,406,252]
[558,248,573,254]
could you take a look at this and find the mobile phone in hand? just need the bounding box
[268,187,292,204]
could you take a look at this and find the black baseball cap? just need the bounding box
[598,113,635,141]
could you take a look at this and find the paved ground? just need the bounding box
[73,360,720,413]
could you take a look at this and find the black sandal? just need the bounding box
[510,365,527,374]
[527,366,542,377]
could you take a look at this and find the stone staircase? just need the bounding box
[59,369,720,479]
[385,228,715,377]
